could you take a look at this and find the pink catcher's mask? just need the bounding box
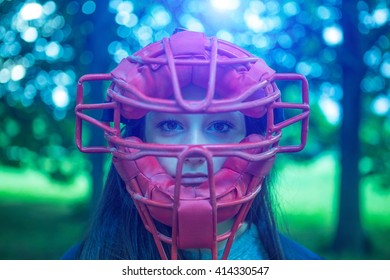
[75,30,310,260]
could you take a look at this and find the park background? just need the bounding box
[0,0,389,259]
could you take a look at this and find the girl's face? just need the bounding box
[144,85,246,186]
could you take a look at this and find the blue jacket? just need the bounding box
[62,227,322,260]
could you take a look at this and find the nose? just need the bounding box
[182,147,208,169]
[185,156,206,167]
[183,129,208,167]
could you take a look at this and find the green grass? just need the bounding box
[0,201,89,259]
[0,166,90,204]
[0,166,91,259]
[0,153,389,259]
[275,153,390,259]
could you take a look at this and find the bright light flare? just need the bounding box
[319,96,341,124]
[371,95,389,116]
[323,25,343,46]
[373,8,389,26]
[11,65,26,81]
[211,0,240,11]
[21,27,38,43]
[20,3,43,20]
[52,86,69,108]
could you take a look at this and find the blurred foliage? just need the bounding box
[0,0,389,187]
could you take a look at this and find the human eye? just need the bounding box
[208,120,234,134]
[156,119,183,133]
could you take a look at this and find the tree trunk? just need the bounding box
[332,1,366,256]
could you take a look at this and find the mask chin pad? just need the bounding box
[112,134,275,250]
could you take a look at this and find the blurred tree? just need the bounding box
[333,0,390,255]
[0,0,89,183]
[334,0,365,256]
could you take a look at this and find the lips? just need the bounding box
[179,173,208,186]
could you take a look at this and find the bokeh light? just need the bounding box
[216,30,235,42]
[150,5,171,29]
[0,68,11,84]
[45,41,62,59]
[317,6,331,20]
[11,65,26,81]
[21,27,38,43]
[363,46,382,67]
[318,82,343,124]
[380,58,390,78]
[319,96,341,124]
[283,2,300,17]
[19,3,43,20]
[82,1,96,15]
[211,0,240,11]
[322,25,343,46]
[371,95,389,116]
[43,1,57,15]
[115,0,134,13]
[372,8,389,26]
[179,14,204,32]
[52,86,69,108]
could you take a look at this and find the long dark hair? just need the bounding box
[77,115,285,259]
